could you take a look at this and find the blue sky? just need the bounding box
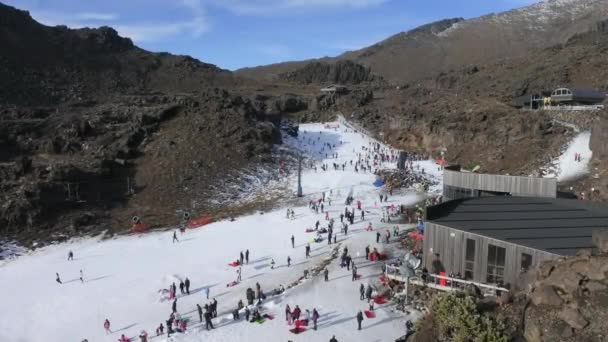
[5,0,538,70]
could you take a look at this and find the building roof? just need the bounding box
[427,196,608,255]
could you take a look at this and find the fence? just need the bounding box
[385,265,509,297]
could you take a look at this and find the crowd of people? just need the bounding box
[69,123,432,342]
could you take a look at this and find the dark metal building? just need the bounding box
[424,196,608,286]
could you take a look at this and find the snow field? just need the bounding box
[0,121,441,342]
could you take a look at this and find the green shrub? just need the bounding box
[428,293,508,342]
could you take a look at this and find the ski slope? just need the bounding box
[544,131,592,182]
[0,121,441,342]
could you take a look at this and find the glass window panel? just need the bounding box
[465,239,475,262]
[487,245,496,265]
[496,246,506,266]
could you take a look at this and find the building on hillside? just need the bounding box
[320,84,348,94]
[550,88,606,106]
[424,196,608,287]
[442,166,557,201]
[513,88,606,109]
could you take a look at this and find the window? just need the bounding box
[464,239,476,280]
[521,253,532,273]
[486,244,506,284]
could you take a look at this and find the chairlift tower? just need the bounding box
[297,153,303,197]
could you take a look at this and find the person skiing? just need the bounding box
[291,235,295,248]
[287,256,291,267]
[324,268,329,282]
[312,308,319,330]
[80,269,84,283]
[376,231,381,243]
[179,281,185,295]
[197,304,203,322]
[172,231,179,243]
[359,284,365,301]
[56,272,62,284]
[104,319,111,334]
[245,249,250,264]
[172,299,177,313]
[68,250,74,261]
[185,277,190,295]
[356,310,364,330]
[270,258,276,269]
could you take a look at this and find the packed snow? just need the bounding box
[543,131,592,182]
[0,120,442,342]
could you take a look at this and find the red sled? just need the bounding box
[263,314,274,320]
[226,281,239,287]
[294,320,308,327]
[379,276,387,283]
[289,327,306,334]
[373,296,386,305]
[228,261,240,267]
[364,310,376,319]
[305,228,315,233]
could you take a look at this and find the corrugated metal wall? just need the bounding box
[423,223,558,286]
[444,170,557,198]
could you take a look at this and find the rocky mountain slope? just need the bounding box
[236,0,608,84]
[0,3,287,244]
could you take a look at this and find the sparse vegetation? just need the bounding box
[426,293,508,342]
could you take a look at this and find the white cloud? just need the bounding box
[211,0,389,15]
[28,1,209,43]
[75,12,119,21]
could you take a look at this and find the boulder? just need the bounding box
[530,285,563,307]
[592,230,608,254]
[524,319,543,342]
[559,306,589,330]
[544,269,582,293]
[584,281,607,292]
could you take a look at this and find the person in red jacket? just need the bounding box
[104,319,111,334]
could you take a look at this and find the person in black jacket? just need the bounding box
[329,336,338,342]
[356,311,364,330]
[172,299,177,313]
[359,284,365,300]
[197,304,203,322]
[324,268,329,282]
[184,277,190,295]
[204,311,214,330]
